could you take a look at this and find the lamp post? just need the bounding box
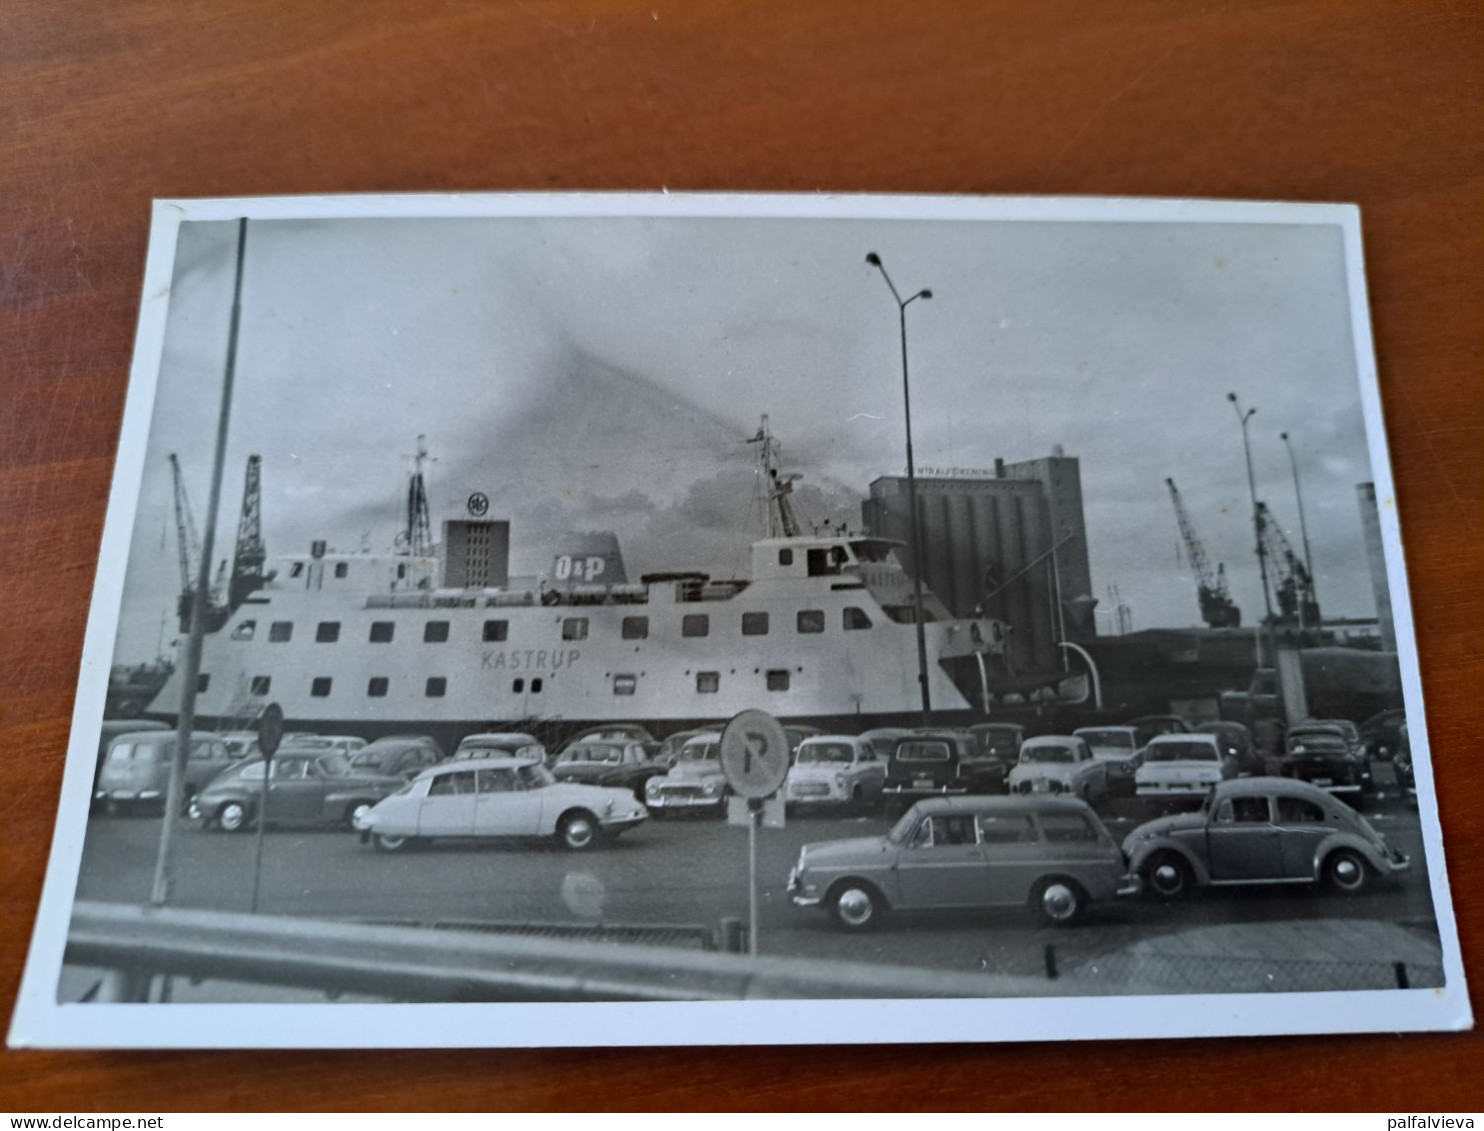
[866,252,933,727]
[1228,393,1275,656]
[1279,430,1318,611]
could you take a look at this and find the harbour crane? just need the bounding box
[228,453,266,608]
[1256,501,1321,628]
[168,454,229,633]
[1165,477,1242,628]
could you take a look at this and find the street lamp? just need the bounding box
[866,252,933,727]
[1279,430,1318,613]
[1228,393,1275,642]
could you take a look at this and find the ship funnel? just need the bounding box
[552,531,627,587]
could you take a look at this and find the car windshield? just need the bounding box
[317,753,351,776]
[887,808,921,845]
[350,748,393,769]
[1020,745,1074,764]
[895,741,950,763]
[1077,730,1134,749]
[797,743,854,765]
[1146,741,1218,762]
[520,763,556,788]
[680,742,720,763]
[561,745,622,764]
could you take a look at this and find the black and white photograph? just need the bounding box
[9,193,1470,1048]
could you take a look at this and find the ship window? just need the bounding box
[696,671,720,694]
[796,609,825,634]
[562,618,589,641]
[396,563,407,580]
[778,549,793,566]
[621,616,648,640]
[425,677,447,698]
[512,678,525,693]
[196,674,210,693]
[370,621,395,643]
[368,677,389,698]
[682,614,709,638]
[741,611,769,636]
[269,621,293,643]
[232,620,256,641]
[483,619,508,642]
[334,562,349,579]
[316,621,340,643]
[843,607,873,631]
[613,674,636,696]
[807,547,843,577]
[424,620,450,643]
[766,669,790,691]
[311,677,332,698]
[250,675,271,696]
[531,678,543,693]
[289,562,305,579]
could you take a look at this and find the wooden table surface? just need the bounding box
[3,0,1480,1111]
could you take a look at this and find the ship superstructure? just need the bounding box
[148,423,1008,746]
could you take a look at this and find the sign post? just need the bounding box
[249,702,284,914]
[719,710,790,956]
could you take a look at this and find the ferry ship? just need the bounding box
[147,421,1010,748]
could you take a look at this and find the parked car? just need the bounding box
[217,730,265,762]
[1128,714,1192,746]
[550,740,666,798]
[1393,722,1415,798]
[1194,720,1262,776]
[1071,726,1143,792]
[968,722,1025,766]
[348,736,446,781]
[274,734,366,756]
[1281,719,1373,802]
[1359,708,1407,761]
[192,750,405,832]
[787,795,1139,930]
[783,735,887,809]
[784,724,825,760]
[451,732,546,762]
[1134,733,1235,803]
[565,723,656,747]
[644,731,728,816]
[859,727,913,762]
[94,719,170,793]
[95,730,241,814]
[356,757,647,852]
[1123,777,1409,898]
[1007,735,1109,802]
[882,730,982,813]
[653,726,721,769]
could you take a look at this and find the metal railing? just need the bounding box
[67,901,1085,1003]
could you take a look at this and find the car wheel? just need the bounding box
[557,810,600,851]
[1033,877,1087,926]
[829,882,883,932]
[217,801,250,833]
[1144,851,1192,900]
[345,801,374,830]
[373,832,413,853]
[1324,848,1371,895]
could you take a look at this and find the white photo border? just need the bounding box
[8,192,1472,1048]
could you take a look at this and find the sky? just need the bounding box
[112,209,1380,661]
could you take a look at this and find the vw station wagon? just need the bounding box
[787,795,1139,930]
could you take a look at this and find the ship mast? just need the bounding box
[748,414,804,538]
[402,434,434,557]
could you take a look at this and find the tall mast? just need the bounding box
[403,434,434,557]
[749,414,803,538]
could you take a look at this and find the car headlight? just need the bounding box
[702,780,720,795]
[834,773,847,787]
[645,778,661,795]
